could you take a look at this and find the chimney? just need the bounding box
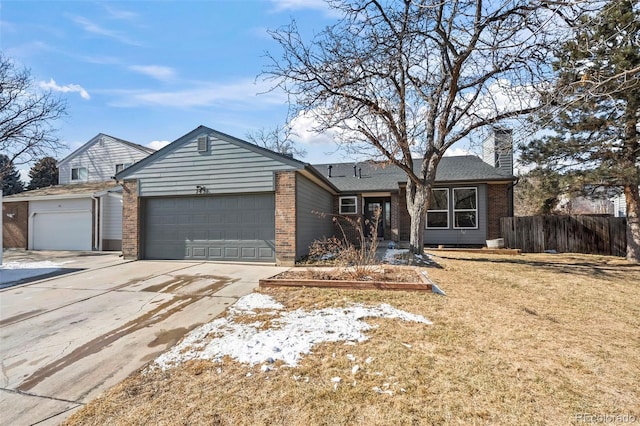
[482,127,513,176]
[327,165,332,178]
[353,164,357,177]
[358,167,362,179]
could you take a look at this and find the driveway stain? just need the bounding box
[17,294,203,392]
[140,275,237,295]
[148,327,190,348]
[0,309,46,327]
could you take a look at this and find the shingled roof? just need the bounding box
[311,156,514,192]
[3,181,121,201]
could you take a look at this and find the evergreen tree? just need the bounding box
[514,170,563,216]
[27,156,58,190]
[0,154,25,195]
[520,0,640,261]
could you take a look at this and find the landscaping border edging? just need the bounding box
[259,267,433,292]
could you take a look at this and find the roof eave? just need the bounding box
[2,193,99,202]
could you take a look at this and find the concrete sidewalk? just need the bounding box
[0,252,285,425]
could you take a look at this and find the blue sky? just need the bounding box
[2,0,477,182]
[1,0,366,180]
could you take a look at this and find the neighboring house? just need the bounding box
[116,126,336,265]
[555,194,614,216]
[117,126,515,265]
[2,134,154,251]
[612,193,627,217]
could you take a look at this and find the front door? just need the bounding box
[364,198,386,239]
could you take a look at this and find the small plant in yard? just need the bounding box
[308,208,381,280]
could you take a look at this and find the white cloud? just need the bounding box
[289,110,339,146]
[82,55,121,65]
[39,78,90,100]
[109,79,285,108]
[444,147,471,157]
[129,65,176,82]
[5,41,53,59]
[459,79,540,126]
[270,0,339,16]
[103,4,137,20]
[147,140,170,150]
[69,15,140,46]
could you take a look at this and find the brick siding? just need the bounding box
[487,183,510,240]
[2,201,28,248]
[121,179,140,259]
[275,171,297,266]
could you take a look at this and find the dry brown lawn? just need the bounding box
[65,252,640,426]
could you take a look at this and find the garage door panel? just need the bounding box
[32,211,92,250]
[223,247,238,258]
[192,247,207,258]
[144,194,275,262]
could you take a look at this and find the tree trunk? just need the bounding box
[624,184,640,263]
[405,179,429,254]
[622,95,639,263]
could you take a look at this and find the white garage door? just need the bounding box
[29,197,94,251]
[32,211,92,250]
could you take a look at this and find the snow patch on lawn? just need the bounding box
[383,249,410,264]
[229,292,284,314]
[383,249,436,266]
[153,293,431,370]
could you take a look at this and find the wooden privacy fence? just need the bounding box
[501,216,627,256]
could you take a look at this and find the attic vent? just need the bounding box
[197,135,209,152]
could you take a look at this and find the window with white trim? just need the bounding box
[426,188,449,228]
[71,167,88,182]
[453,187,478,229]
[115,163,133,174]
[339,196,357,214]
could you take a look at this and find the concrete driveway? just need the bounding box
[0,251,285,425]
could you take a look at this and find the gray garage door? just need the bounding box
[143,194,275,262]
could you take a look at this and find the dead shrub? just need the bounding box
[308,209,381,280]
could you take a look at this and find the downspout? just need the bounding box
[99,194,104,251]
[507,177,519,217]
[91,195,101,251]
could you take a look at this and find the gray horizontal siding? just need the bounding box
[296,174,334,259]
[60,137,150,184]
[423,184,488,245]
[127,134,297,197]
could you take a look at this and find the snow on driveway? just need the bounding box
[154,293,431,370]
[0,260,70,287]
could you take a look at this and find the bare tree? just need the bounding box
[264,0,576,253]
[245,123,307,158]
[0,54,67,179]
